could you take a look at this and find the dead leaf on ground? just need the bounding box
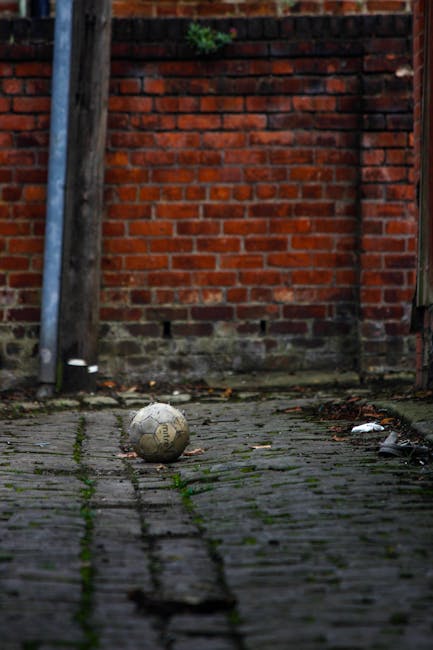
[332,435,348,442]
[284,406,303,413]
[183,447,205,456]
[121,384,138,393]
[101,380,117,389]
[222,387,233,398]
[156,464,168,471]
[380,417,396,426]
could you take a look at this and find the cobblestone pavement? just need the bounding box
[1,394,433,650]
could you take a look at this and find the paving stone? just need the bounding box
[1,394,433,649]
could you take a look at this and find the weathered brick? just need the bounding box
[0,12,415,384]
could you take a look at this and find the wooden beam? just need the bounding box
[59,0,112,391]
[417,0,433,306]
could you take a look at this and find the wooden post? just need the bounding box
[59,0,112,391]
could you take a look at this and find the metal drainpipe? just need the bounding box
[37,0,74,396]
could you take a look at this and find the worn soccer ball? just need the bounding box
[128,402,190,462]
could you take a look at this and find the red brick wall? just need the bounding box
[0,1,413,18]
[0,15,415,385]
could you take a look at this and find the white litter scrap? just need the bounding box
[351,422,385,434]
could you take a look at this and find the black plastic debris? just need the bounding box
[378,431,431,462]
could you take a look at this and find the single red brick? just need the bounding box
[202,289,224,304]
[172,323,213,337]
[385,185,415,201]
[361,288,383,303]
[0,222,30,236]
[8,271,41,286]
[362,166,408,183]
[292,235,334,250]
[105,168,149,184]
[385,220,416,235]
[143,78,166,95]
[223,114,267,130]
[249,131,294,146]
[362,271,405,286]
[150,238,193,253]
[178,114,221,130]
[270,321,309,335]
[202,132,246,149]
[227,287,248,302]
[23,186,46,202]
[129,222,173,236]
[2,185,22,201]
[155,289,177,304]
[155,97,200,112]
[124,255,168,270]
[118,78,142,94]
[185,186,207,201]
[199,167,243,183]
[156,204,200,219]
[15,62,51,77]
[104,239,148,254]
[12,97,50,113]
[209,186,232,201]
[248,288,273,303]
[220,254,264,269]
[161,187,183,201]
[203,204,245,219]
[147,271,191,287]
[245,237,287,252]
[109,132,154,148]
[236,305,267,320]
[283,304,327,318]
[152,169,195,184]
[176,221,220,236]
[8,238,44,254]
[139,186,160,201]
[268,252,311,267]
[384,288,415,302]
[197,237,240,253]
[100,307,143,321]
[226,149,267,165]
[256,184,278,200]
[7,307,40,322]
[103,222,125,237]
[232,185,252,201]
[179,151,222,166]
[172,255,215,270]
[384,254,416,269]
[362,237,405,252]
[239,270,283,285]
[192,271,237,287]
[106,205,151,219]
[106,151,130,168]
[2,79,22,94]
[290,167,333,182]
[178,289,200,304]
[224,219,267,235]
[200,96,244,112]
[191,306,233,321]
[0,115,36,131]
[292,270,334,285]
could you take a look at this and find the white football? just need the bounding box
[128,402,190,462]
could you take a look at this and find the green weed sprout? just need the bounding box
[186,22,236,55]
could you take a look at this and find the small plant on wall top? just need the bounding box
[186,22,237,55]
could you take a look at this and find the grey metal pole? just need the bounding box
[38,0,74,393]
